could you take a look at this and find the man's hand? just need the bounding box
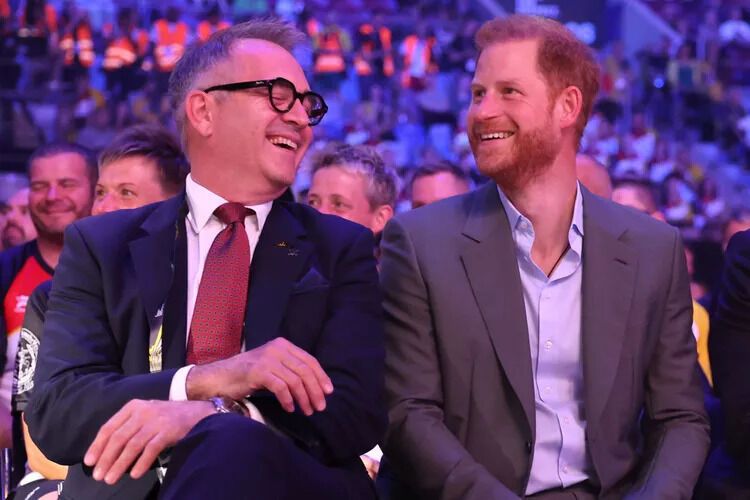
[186,337,333,416]
[84,399,214,485]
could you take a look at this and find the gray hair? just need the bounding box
[311,143,399,209]
[168,18,307,143]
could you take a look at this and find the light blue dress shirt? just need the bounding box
[497,185,593,495]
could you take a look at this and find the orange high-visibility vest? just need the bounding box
[154,19,188,72]
[18,3,57,37]
[314,31,345,74]
[197,19,230,42]
[401,34,437,85]
[354,23,394,77]
[60,23,94,67]
[102,30,148,71]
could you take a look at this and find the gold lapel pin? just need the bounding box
[275,241,288,248]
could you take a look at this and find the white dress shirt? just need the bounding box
[168,174,272,403]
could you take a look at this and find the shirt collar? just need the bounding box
[185,174,273,233]
[496,182,585,251]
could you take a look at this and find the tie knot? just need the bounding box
[214,202,251,225]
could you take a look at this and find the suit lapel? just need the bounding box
[244,202,313,349]
[128,195,186,369]
[459,183,535,435]
[581,191,637,424]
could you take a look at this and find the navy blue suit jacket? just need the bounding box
[25,194,386,495]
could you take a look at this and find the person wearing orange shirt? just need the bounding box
[399,23,438,91]
[312,15,350,92]
[151,6,190,114]
[196,4,230,42]
[354,16,394,100]
[59,10,94,86]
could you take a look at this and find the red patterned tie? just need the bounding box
[186,203,252,365]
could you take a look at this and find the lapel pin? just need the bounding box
[288,248,300,257]
[275,241,288,248]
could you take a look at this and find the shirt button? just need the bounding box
[562,465,569,474]
[544,340,553,350]
[544,386,551,394]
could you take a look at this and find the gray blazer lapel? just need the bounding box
[581,190,637,424]
[459,183,535,435]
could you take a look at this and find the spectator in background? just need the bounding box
[1,188,37,250]
[10,124,188,500]
[575,154,612,199]
[705,228,750,497]
[612,178,665,220]
[0,143,96,449]
[719,6,750,46]
[400,22,438,91]
[312,13,350,92]
[626,111,656,164]
[409,161,471,209]
[663,174,696,226]
[307,143,398,238]
[93,124,189,215]
[722,209,750,250]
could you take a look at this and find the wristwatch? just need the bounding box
[209,396,250,417]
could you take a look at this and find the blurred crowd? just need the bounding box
[3,1,750,285]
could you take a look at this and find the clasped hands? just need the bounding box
[84,338,333,485]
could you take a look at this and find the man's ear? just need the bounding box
[184,90,215,138]
[556,85,583,132]
[371,204,395,234]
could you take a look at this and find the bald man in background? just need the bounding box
[576,154,612,199]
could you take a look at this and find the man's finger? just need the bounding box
[91,415,142,481]
[263,372,296,412]
[281,355,327,412]
[103,426,156,485]
[272,363,314,415]
[84,404,135,467]
[286,344,333,394]
[130,433,169,479]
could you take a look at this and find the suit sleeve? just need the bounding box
[626,229,710,499]
[25,224,178,465]
[12,280,51,415]
[379,217,519,500]
[250,227,387,464]
[710,230,750,470]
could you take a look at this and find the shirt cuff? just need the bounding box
[168,365,195,401]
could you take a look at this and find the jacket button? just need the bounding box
[525,441,532,452]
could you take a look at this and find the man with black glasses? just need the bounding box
[26,20,385,500]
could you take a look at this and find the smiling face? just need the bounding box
[467,39,561,191]
[307,165,383,232]
[93,156,171,215]
[28,153,94,240]
[191,39,314,202]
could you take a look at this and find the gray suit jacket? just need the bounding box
[379,182,709,500]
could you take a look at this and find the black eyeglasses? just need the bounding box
[203,77,328,126]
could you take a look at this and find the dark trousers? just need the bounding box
[525,481,597,500]
[160,413,375,500]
